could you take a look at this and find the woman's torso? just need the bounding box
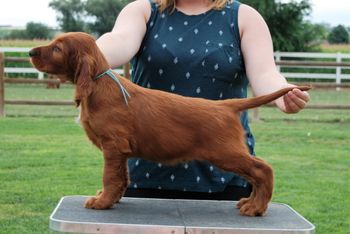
[129,0,254,193]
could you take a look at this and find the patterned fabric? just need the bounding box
[129,0,255,193]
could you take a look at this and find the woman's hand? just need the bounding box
[276,86,310,114]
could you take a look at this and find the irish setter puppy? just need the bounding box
[29,32,310,216]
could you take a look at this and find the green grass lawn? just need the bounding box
[0,118,101,234]
[0,84,349,233]
[4,84,78,117]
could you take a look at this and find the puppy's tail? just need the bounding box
[231,86,311,112]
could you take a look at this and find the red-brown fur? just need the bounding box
[30,32,310,216]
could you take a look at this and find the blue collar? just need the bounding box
[94,69,131,105]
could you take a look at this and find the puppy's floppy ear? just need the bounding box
[74,55,95,107]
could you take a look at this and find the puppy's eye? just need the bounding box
[53,46,61,52]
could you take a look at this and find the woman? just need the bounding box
[96,0,310,200]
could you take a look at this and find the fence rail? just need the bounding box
[274,51,350,83]
[276,60,350,67]
[4,78,61,84]
[0,50,350,117]
[0,47,45,79]
[5,100,74,106]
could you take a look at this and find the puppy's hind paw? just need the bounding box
[236,197,250,209]
[95,190,103,196]
[239,202,266,217]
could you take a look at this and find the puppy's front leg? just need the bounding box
[85,149,129,209]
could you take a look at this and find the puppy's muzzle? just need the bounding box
[28,49,40,57]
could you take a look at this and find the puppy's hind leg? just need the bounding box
[239,157,273,216]
[210,153,273,216]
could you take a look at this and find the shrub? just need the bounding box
[328,25,349,44]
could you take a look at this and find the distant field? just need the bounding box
[0,39,50,47]
[320,43,350,53]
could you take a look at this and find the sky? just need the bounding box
[0,0,349,28]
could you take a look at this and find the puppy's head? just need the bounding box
[30,32,106,106]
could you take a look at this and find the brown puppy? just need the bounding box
[30,32,310,216]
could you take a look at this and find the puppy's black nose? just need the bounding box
[29,49,40,57]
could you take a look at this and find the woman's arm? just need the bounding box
[96,0,151,68]
[238,4,309,113]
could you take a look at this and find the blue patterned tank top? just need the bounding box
[129,0,255,193]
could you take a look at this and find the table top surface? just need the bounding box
[50,196,315,234]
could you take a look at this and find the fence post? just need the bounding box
[336,52,342,91]
[275,51,281,72]
[38,72,44,80]
[0,52,5,117]
[251,108,260,122]
[123,63,130,79]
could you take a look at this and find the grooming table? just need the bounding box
[50,196,315,234]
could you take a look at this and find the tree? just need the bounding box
[241,0,323,51]
[85,0,129,36]
[328,25,349,44]
[5,30,28,40]
[25,22,53,39]
[5,22,52,39]
[49,0,129,35]
[303,23,328,49]
[49,0,87,32]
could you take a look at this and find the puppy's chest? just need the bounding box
[80,106,119,138]
[80,106,102,134]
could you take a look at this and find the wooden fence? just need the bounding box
[1,48,350,82]
[274,51,350,83]
[0,51,130,117]
[0,47,44,79]
[0,49,350,118]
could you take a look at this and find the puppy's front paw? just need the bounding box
[84,196,114,209]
